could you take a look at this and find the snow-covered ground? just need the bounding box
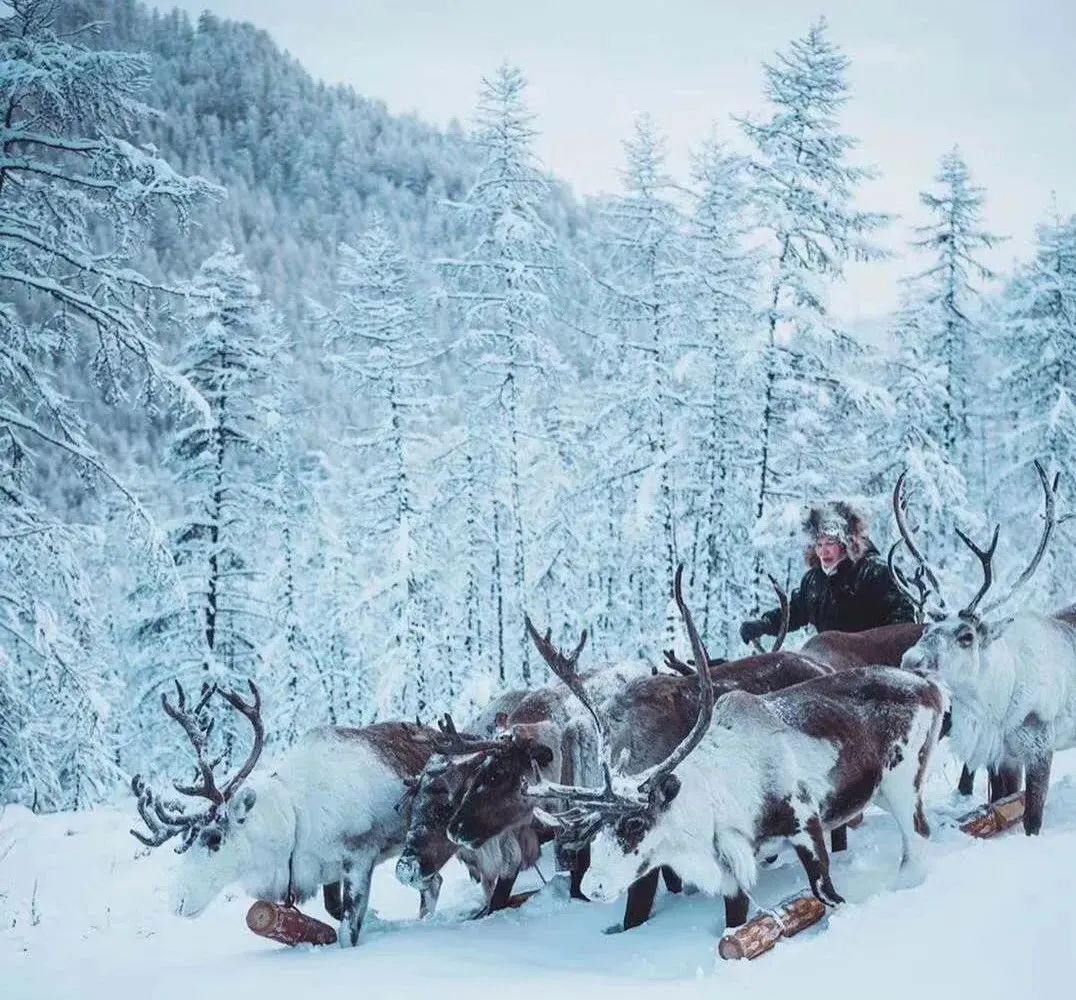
[4,747,1076,1000]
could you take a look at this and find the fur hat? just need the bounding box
[803,502,872,565]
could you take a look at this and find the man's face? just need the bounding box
[815,534,847,571]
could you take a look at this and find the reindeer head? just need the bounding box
[130,680,267,917]
[396,751,483,888]
[893,463,1059,684]
[526,565,715,902]
[444,718,555,850]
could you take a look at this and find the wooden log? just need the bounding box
[717,893,826,961]
[246,900,337,947]
[958,791,1025,839]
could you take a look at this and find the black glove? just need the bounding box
[739,619,768,645]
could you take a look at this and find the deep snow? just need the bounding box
[3,747,1076,1000]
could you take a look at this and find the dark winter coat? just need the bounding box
[758,550,915,637]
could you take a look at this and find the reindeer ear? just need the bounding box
[655,773,681,808]
[529,743,554,768]
[233,787,257,822]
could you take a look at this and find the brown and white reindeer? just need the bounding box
[396,661,651,914]
[548,595,840,930]
[394,715,552,915]
[130,680,441,946]
[898,462,1075,834]
[530,567,945,932]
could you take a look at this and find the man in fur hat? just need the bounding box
[739,501,915,644]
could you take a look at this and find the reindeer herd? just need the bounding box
[131,464,1076,950]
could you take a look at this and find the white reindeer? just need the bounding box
[131,682,441,945]
[896,462,1073,834]
[529,567,943,922]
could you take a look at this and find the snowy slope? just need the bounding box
[4,748,1076,1000]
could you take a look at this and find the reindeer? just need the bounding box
[445,579,830,932]
[898,462,1072,834]
[396,661,652,914]
[130,681,441,946]
[394,716,552,915]
[529,567,944,932]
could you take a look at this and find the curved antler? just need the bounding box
[637,564,715,795]
[751,574,789,654]
[892,472,949,610]
[217,681,265,802]
[887,540,936,624]
[955,524,1000,617]
[162,681,224,804]
[982,460,1059,615]
[129,775,201,851]
[524,614,615,798]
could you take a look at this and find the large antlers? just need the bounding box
[525,565,716,813]
[635,565,715,795]
[216,681,265,802]
[162,681,224,804]
[524,616,604,746]
[887,540,933,624]
[981,460,1059,615]
[131,678,266,849]
[954,524,1000,617]
[525,614,616,798]
[129,775,201,850]
[892,471,949,612]
[893,461,1060,622]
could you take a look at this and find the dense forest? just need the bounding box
[2,0,1072,810]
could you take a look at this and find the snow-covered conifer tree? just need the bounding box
[738,19,888,601]
[684,138,759,646]
[436,64,564,684]
[590,115,694,654]
[909,148,1003,492]
[129,246,280,769]
[0,0,213,808]
[995,210,1076,602]
[327,225,440,718]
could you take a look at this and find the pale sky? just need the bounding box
[169,0,1076,321]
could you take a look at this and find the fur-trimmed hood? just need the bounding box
[803,502,872,566]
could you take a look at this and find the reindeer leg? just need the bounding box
[1024,751,1052,836]
[339,851,376,947]
[322,881,344,922]
[724,889,749,929]
[487,872,518,913]
[830,824,848,853]
[418,872,442,919]
[620,868,660,931]
[793,816,844,907]
[957,765,976,797]
[568,844,591,901]
[997,759,1023,800]
[661,866,683,894]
